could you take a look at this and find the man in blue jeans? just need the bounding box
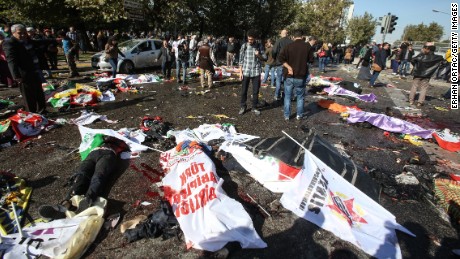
[278,30,314,120]
[272,29,292,101]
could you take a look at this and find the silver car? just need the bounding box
[91,39,163,73]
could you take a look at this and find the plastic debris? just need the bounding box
[395,172,420,185]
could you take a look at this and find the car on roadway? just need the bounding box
[91,39,164,74]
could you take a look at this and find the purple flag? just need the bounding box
[347,110,434,139]
[324,85,377,103]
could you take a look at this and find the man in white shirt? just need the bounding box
[172,34,189,84]
[189,35,197,67]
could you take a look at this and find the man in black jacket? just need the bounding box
[369,42,390,87]
[398,43,414,78]
[4,24,47,114]
[409,43,443,107]
[278,30,314,120]
[272,29,293,100]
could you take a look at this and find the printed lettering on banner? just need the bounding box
[160,147,266,252]
[281,151,415,258]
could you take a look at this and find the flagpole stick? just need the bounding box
[282,130,308,151]
[7,184,23,238]
[246,193,271,218]
[10,202,23,238]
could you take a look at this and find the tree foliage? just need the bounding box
[292,0,353,43]
[346,12,376,46]
[401,22,444,42]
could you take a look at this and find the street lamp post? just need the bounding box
[432,9,449,15]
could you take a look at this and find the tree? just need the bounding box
[292,0,353,43]
[401,22,444,42]
[346,12,376,46]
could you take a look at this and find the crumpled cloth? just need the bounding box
[324,85,377,102]
[347,110,434,139]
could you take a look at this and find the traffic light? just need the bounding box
[388,15,398,34]
[378,15,388,34]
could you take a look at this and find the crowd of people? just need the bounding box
[0,22,452,117]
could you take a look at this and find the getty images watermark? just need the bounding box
[451,3,458,109]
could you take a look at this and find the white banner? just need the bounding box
[78,125,150,159]
[280,151,415,258]
[160,147,266,252]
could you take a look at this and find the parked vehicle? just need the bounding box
[91,39,163,73]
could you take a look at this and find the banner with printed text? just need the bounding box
[280,151,415,259]
[160,147,266,252]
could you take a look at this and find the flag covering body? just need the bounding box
[160,147,266,251]
[281,151,415,258]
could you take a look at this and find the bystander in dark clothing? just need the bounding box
[157,40,174,80]
[272,30,293,100]
[278,33,314,120]
[196,39,216,88]
[0,33,14,87]
[369,43,390,87]
[409,43,443,106]
[4,25,47,113]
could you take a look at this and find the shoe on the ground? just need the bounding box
[270,85,276,89]
[274,96,280,101]
[391,72,397,75]
[409,102,414,105]
[38,204,67,220]
[238,107,246,115]
[296,115,302,120]
[75,196,93,214]
[253,109,261,116]
[416,102,423,107]
[284,116,289,121]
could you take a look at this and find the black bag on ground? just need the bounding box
[124,201,180,243]
[243,129,380,201]
[336,81,362,94]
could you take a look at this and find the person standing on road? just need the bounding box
[66,26,80,61]
[196,39,216,89]
[226,37,237,67]
[369,42,390,87]
[272,29,293,101]
[172,34,189,84]
[398,43,414,78]
[278,30,314,121]
[0,32,14,88]
[157,39,174,80]
[238,29,266,116]
[44,29,58,70]
[409,42,443,107]
[188,35,198,67]
[105,37,125,78]
[262,39,275,88]
[3,24,47,114]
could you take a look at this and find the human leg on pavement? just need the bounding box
[416,78,430,104]
[176,60,181,82]
[251,75,261,111]
[369,71,380,86]
[275,65,283,99]
[262,64,270,84]
[295,78,306,118]
[409,78,420,104]
[283,78,294,119]
[270,66,275,87]
[182,61,187,84]
[240,76,250,109]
